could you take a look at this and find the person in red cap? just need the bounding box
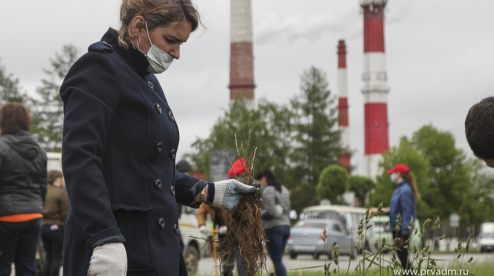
[228,158,247,183]
[387,164,420,272]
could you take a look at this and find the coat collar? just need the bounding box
[396,180,407,188]
[101,28,150,77]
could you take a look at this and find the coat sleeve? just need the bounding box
[174,171,208,208]
[60,52,125,249]
[261,187,278,219]
[399,189,415,236]
[39,157,47,205]
[60,189,70,224]
[197,204,208,226]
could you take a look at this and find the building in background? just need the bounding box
[337,40,351,168]
[229,0,255,107]
[361,0,390,178]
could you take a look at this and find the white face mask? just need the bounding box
[138,21,174,74]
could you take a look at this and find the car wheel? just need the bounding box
[313,253,320,260]
[289,252,297,259]
[184,245,200,275]
[351,246,358,260]
[326,245,335,260]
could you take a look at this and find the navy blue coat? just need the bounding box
[60,28,208,276]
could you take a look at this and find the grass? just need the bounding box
[284,261,494,275]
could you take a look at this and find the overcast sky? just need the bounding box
[1,0,493,175]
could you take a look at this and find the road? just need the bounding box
[10,252,494,275]
[195,252,494,275]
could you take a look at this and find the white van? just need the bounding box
[46,152,62,172]
[300,205,377,252]
[479,222,494,253]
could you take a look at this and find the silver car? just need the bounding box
[287,219,358,260]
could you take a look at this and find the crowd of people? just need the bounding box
[0,102,292,276]
[1,0,493,275]
[0,103,68,276]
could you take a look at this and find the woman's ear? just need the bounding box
[129,15,145,40]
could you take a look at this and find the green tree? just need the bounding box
[316,164,348,204]
[369,124,494,227]
[0,59,28,106]
[289,66,341,189]
[185,98,292,184]
[31,44,79,150]
[410,125,472,221]
[347,175,375,207]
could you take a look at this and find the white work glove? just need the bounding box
[211,179,256,212]
[87,242,127,276]
[219,226,228,235]
[199,225,208,234]
[274,204,283,217]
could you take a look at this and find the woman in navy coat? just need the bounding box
[60,1,255,275]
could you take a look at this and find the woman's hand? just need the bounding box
[211,179,257,212]
[87,243,127,276]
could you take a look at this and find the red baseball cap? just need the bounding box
[228,158,247,178]
[386,164,409,174]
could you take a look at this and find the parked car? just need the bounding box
[371,215,422,253]
[299,205,373,251]
[479,223,494,253]
[46,152,62,171]
[179,205,206,275]
[287,219,358,260]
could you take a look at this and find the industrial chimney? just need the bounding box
[338,40,351,168]
[229,0,255,106]
[361,0,390,178]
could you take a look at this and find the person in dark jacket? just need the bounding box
[387,164,420,272]
[60,1,256,276]
[42,170,69,276]
[0,102,47,276]
[256,169,290,276]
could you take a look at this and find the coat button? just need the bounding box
[148,80,154,89]
[170,148,176,159]
[155,179,163,190]
[170,185,175,196]
[155,142,163,153]
[155,103,162,114]
[158,218,165,229]
[174,223,179,234]
[168,111,175,122]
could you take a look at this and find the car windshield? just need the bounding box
[294,221,327,229]
[374,221,391,232]
[481,233,494,238]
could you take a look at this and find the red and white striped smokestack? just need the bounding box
[229,0,255,105]
[361,0,390,178]
[338,40,351,168]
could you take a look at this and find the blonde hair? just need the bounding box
[403,172,421,200]
[118,0,201,49]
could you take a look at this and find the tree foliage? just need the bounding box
[316,164,348,204]
[347,175,375,207]
[31,45,79,150]
[369,124,494,227]
[0,59,27,106]
[290,66,341,187]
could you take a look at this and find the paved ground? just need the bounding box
[10,252,494,275]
